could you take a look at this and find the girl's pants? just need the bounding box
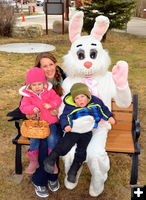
[32,123,62,186]
[29,123,60,152]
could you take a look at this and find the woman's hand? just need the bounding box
[50,109,59,116]
[64,125,72,132]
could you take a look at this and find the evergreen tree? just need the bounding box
[77,0,136,36]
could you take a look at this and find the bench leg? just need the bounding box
[130,153,138,185]
[15,144,22,174]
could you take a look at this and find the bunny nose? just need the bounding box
[84,61,92,69]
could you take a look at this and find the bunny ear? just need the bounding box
[90,15,110,41]
[69,11,84,43]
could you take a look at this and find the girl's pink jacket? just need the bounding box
[19,85,62,125]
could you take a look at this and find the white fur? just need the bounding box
[71,116,95,133]
[19,82,53,97]
[19,85,30,97]
[60,11,132,197]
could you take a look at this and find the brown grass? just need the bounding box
[0,30,146,200]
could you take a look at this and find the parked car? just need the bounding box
[36,0,44,6]
[15,0,30,4]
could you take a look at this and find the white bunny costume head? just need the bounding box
[63,11,111,78]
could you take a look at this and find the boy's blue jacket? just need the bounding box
[60,93,113,131]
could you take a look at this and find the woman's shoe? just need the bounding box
[48,179,60,192]
[33,183,49,198]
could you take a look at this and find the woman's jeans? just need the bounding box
[32,123,62,186]
[29,123,60,152]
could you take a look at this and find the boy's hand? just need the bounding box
[108,117,116,125]
[64,125,72,132]
[43,103,52,109]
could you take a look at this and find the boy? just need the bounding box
[44,83,115,183]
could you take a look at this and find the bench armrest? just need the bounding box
[135,119,140,139]
[12,120,21,144]
[132,118,140,154]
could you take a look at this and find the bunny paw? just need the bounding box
[112,61,128,88]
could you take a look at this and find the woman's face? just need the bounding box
[40,58,56,81]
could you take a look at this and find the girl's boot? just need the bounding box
[25,150,39,174]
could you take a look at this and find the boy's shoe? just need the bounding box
[67,173,76,183]
[67,161,82,183]
[33,184,49,198]
[48,179,60,192]
[44,151,59,174]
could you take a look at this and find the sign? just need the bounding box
[43,0,66,15]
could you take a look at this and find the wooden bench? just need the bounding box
[12,94,140,185]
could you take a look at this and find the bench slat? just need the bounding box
[111,101,133,111]
[113,112,132,121]
[17,136,30,145]
[106,130,134,153]
[112,122,132,131]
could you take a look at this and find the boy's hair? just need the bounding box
[70,83,91,100]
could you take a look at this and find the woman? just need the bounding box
[8,52,66,198]
[30,52,66,198]
[35,52,66,97]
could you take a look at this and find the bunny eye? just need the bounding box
[90,49,97,59]
[77,50,85,60]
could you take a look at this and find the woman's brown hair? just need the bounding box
[35,52,63,96]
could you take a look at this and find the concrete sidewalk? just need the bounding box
[17,14,146,37]
[17,14,61,30]
[16,7,76,30]
[126,17,146,36]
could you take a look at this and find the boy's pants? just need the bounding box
[53,131,92,163]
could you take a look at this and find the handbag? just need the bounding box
[21,119,50,139]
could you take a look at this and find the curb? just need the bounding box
[17,14,45,20]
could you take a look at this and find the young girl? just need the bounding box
[20,67,62,174]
